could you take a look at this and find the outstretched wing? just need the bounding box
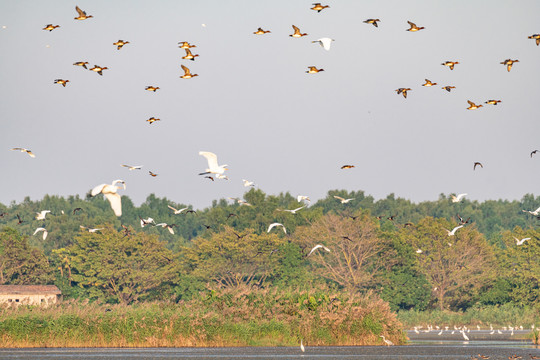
[104,192,122,216]
[91,184,106,196]
[199,151,219,170]
[75,6,85,16]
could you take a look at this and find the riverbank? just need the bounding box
[0,288,405,348]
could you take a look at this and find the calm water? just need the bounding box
[0,344,538,360]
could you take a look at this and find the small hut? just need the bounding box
[0,285,62,306]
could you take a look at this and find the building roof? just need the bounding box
[0,285,61,295]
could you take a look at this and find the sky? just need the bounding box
[1,1,540,210]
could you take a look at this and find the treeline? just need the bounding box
[0,189,539,312]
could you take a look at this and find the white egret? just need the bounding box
[522,206,540,216]
[33,227,48,240]
[334,195,354,204]
[280,206,305,214]
[300,340,305,352]
[140,217,155,227]
[168,205,189,214]
[155,223,176,234]
[514,237,531,246]
[267,222,286,234]
[307,244,331,257]
[297,195,310,203]
[451,193,467,203]
[199,151,228,176]
[35,210,51,220]
[461,330,469,341]
[242,179,255,187]
[445,225,463,236]
[91,180,125,217]
[121,164,142,170]
[312,37,334,51]
[416,249,423,253]
[380,335,394,346]
[80,226,103,233]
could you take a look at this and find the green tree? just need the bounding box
[402,217,495,310]
[0,227,53,284]
[63,225,179,304]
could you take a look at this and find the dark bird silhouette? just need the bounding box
[442,86,455,92]
[16,214,23,224]
[531,150,539,158]
[227,213,237,219]
[473,162,483,170]
[149,171,158,177]
[72,207,83,215]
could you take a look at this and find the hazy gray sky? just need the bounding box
[1,1,539,209]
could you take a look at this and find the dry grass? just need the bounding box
[0,287,405,348]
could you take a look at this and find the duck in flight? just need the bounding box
[89,65,108,75]
[74,6,93,20]
[54,79,70,87]
[11,148,35,158]
[442,86,455,92]
[363,19,380,27]
[441,61,459,70]
[406,21,424,32]
[43,24,60,31]
[467,100,482,110]
[528,34,540,46]
[395,88,411,98]
[145,86,159,92]
[113,40,129,50]
[306,66,324,74]
[178,42,196,49]
[147,117,160,124]
[311,3,330,12]
[290,25,308,38]
[485,100,502,105]
[473,162,483,170]
[182,48,199,61]
[73,61,88,69]
[422,79,437,87]
[254,27,271,35]
[180,65,198,78]
[500,59,519,72]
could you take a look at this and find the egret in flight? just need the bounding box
[199,151,229,176]
[91,180,125,216]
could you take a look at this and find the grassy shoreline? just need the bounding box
[0,289,406,348]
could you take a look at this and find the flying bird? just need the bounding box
[89,65,108,75]
[306,66,324,73]
[74,6,93,20]
[451,193,467,203]
[11,148,35,158]
[168,205,189,214]
[485,100,502,105]
[180,64,198,78]
[311,3,329,12]
[148,171,158,177]
[54,79,70,87]
[73,61,88,69]
[528,34,540,46]
[514,237,531,246]
[199,151,229,176]
[395,88,411,98]
[467,100,483,110]
[290,25,308,38]
[267,222,286,234]
[363,19,380,27]
[406,21,424,32]
[334,195,354,204]
[341,165,355,169]
[90,180,125,216]
[178,41,196,49]
[79,226,103,233]
[121,164,142,170]
[35,210,51,220]
[441,61,459,70]
[253,27,271,35]
[140,217,155,228]
[473,162,483,170]
[43,24,60,31]
[442,86,455,92]
[72,207,83,214]
[147,117,160,124]
[307,244,331,256]
[422,79,437,87]
[531,150,539,158]
[113,40,129,50]
[182,48,199,61]
[522,206,540,216]
[297,195,311,203]
[500,59,519,72]
[242,179,255,187]
[312,38,334,51]
[445,225,464,236]
[33,227,48,240]
[280,206,305,214]
[16,214,23,225]
[155,223,176,234]
[145,86,159,92]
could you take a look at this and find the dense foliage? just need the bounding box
[0,189,538,312]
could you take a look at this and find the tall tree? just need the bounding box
[0,227,53,284]
[64,225,179,304]
[402,217,495,310]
